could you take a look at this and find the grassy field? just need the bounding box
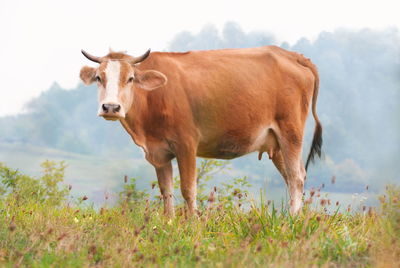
[0,161,399,267]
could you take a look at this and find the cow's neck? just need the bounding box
[119,92,148,150]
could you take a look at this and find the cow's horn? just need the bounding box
[130,49,151,64]
[81,50,102,63]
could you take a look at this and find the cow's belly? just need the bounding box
[197,127,279,160]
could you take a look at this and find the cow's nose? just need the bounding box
[102,104,121,113]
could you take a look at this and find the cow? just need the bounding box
[79,46,322,217]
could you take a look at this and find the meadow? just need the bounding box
[0,161,399,267]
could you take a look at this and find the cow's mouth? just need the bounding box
[98,112,125,121]
[102,115,121,121]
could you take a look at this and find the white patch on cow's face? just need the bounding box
[104,61,121,105]
[97,60,127,119]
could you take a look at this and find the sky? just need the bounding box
[0,0,399,116]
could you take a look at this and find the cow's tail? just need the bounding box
[304,59,323,172]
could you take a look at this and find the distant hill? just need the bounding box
[0,23,399,200]
[0,83,141,157]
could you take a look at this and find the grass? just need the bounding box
[0,162,399,267]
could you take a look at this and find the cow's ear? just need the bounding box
[134,70,167,91]
[80,66,97,85]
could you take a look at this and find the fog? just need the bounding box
[0,23,399,203]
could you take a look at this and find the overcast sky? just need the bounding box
[0,0,399,116]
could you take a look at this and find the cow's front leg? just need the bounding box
[176,147,197,216]
[155,162,174,217]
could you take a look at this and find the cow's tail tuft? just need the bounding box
[304,60,323,172]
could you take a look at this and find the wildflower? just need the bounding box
[310,189,316,197]
[368,207,374,217]
[57,233,67,241]
[167,219,173,226]
[233,189,239,196]
[8,222,16,232]
[74,217,79,223]
[88,245,97,255]
[251,223,262,233]
[208,191,215,203]
[134,228,141,236]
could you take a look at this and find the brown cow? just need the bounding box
[79,46,322,216]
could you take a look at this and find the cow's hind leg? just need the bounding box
[155,162,175,217]
[271,150,289,186]
[276,123,306,215]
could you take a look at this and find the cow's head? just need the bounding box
[79,49,167,121]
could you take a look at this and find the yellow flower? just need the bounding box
[74,217,79,223]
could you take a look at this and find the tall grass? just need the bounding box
[0,161,399,267]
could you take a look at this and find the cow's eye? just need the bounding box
[127,77,134,83]
[95,76,101,83]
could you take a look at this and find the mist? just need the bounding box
[0,22,399,203]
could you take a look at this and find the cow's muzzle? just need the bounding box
[102,103,121,113]
[98,103,125,121]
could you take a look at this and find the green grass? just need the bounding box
[0,162,399,267]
